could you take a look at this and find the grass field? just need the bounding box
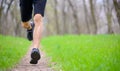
[42,35,120,71]
[0,35,30,71]
[0,34,120,71]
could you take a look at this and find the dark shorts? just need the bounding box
[20,0,47,22]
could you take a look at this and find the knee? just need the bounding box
[34,14,43,25]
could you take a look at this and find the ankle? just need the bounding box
[22,22,32,30]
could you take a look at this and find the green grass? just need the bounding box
[42,35,120,71]
[0,35,30,71]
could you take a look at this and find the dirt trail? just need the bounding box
[11,46,53,71]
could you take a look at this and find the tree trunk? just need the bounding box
[54,0,60,34]
[113,0,120,25]
[68,0,80,34]
[89,0,97,34]
[83,0,90,34]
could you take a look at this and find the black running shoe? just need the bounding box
[30,48,41,64]
[27,22,34,41]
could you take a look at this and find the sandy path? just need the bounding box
[11,46,53,71]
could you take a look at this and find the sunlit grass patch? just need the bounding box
[0,35,30,71]
[42,35,120,71]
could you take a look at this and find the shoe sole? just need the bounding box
[30,59,37,64]
[31,51,40,61]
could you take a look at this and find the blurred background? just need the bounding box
[0,0,120,37]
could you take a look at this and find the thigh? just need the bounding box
[33,0,47,17]
[20,0,33,22]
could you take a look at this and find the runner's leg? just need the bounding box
[19,0,33,29]
[32,0,47,48]
[33,14,43,48]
